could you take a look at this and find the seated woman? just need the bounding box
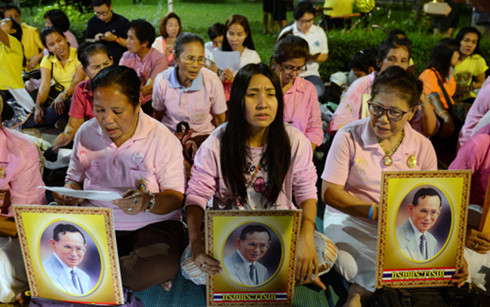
[328,37,437,138]
[152,12,181,66]
[0,97,46,303]
[44,9,78,49]
[120,19,168,115]
[0,18,24,95]
[153,32,226,141]
[321,66,467,306]
[54,66,186,292]
[454,27,488,103]
[52,43,113,149]
[347,47,377,83]
[219,14,261,100]
[25,27,85,128]
[459,78,490,147]
[272,35,323,150]
[185,63,324,288]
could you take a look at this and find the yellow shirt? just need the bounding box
[21,23,44,70]
[0,35,24,90]
[40,47,81,89]
[324,0,354,17]
[454,54,488,100]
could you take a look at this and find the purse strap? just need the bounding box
[50,58,64,89]
[431,68,453,108]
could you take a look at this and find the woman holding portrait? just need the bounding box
[55,66,186,292]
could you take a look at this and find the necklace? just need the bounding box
[378,130,404,167]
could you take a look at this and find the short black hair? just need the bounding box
[371,66,422,108]
[0,4,20,18]
[349,48,378,73]
[293,1,315,20]
[77,42,110,68]
[92,0,111,7]
[174,32,204,58]
[239,224,271,242]
[44,9,70,32]
[128,19,156,47]
[412,188,442,207]
[39,27,66,49]
[91,65,140,108]
[207,22,225,40]
[52,224,86,245]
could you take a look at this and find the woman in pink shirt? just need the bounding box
[55,66,186,292]
[322,66,466,306]
[272,35,323,150]
[119,19,168,115]
[152,12,181,66]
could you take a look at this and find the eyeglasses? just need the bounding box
[298,18,314,25]
[94,10,111,17]
[368,103,411,122]
[183,55,206,65]
[280,64,306,75]
[416,208,440,218]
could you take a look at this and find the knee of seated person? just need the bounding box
[121,257,180,292]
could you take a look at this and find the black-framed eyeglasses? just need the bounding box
[94,10,111,17]
[368,103,411,122]
[280,64,306,75]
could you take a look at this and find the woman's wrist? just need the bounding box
[368,203,378,220]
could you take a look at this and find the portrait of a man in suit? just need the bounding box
[42,224,92,295]
[224,224,272,286]
[396,187,442,261]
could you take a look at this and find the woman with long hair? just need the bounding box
[185,63,321,286]
[152,12,182,65]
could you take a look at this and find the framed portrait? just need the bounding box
[376,170,471,288]
[478,174,490,233]
[205,210,301,306]
[13,205,124,305]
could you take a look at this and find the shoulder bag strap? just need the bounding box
[431,68,453,108]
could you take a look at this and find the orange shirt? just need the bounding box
[419,68,456,109]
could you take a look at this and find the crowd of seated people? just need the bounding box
[1,0,490,306]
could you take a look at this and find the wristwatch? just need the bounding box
[144,191,155,212]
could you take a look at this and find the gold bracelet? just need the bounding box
[437,110,448,117]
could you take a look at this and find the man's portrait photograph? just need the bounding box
[39,222,101,296]
[222,223,281,287]
[395,186,452,262]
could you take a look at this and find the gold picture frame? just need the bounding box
[205,210,301,306]
[376,170,471,288]
[13,205,124,304]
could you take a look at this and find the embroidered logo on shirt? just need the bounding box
[136,176,147,192]
[133,152,144,163]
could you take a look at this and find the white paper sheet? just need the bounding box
[41,186,122,201]
[7,87,35,112]
[211,50,241,71]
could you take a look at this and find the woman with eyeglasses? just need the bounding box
[321,66,467,306]
[152,32,226,141]
[272,35,323,151]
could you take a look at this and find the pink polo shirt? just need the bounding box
[152,67,227,136]
[322,118,437,206]
[0,127,46,216]
[66,111,185,231]
[283,76,323,146]
[119,47,168,105]
[68,79,94,120]
[450,123,490,207]
[458,77,490,147]
[185,124,317,211]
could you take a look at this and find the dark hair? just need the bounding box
[174,32,204,58]
[425,38,460,81]
[412,187,442,207]
[377,36,412,70]
[92,0,111,7]
[207,22,225,40]
[239,224,271,241]
[91,66,140,108]
[78,42,110,68]
[386,29,407,41]
[371,66,423,108]
[0,4,20,18]
[44,9,70,32]
[52,224,86,245]
[273,35,309,65]
[40,27,66,49]
[293,1,315,20]
[5,17,22,43]
[222,14,256,51]
[159,12,182,39]
[128,19,156,47]
[221,63,290,208]
[455,26,483,57]
[349,47,378,73]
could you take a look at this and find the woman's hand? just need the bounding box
[52,94,66,114]
[466,228,490,254]
[220,68,234,83]
[53,181,84,206]
[450,257,469,288]
[53,132,72,150]
[296,231,319,283]
[190,237,221,275]
[34,105,45,124]
[112,190,150,215]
